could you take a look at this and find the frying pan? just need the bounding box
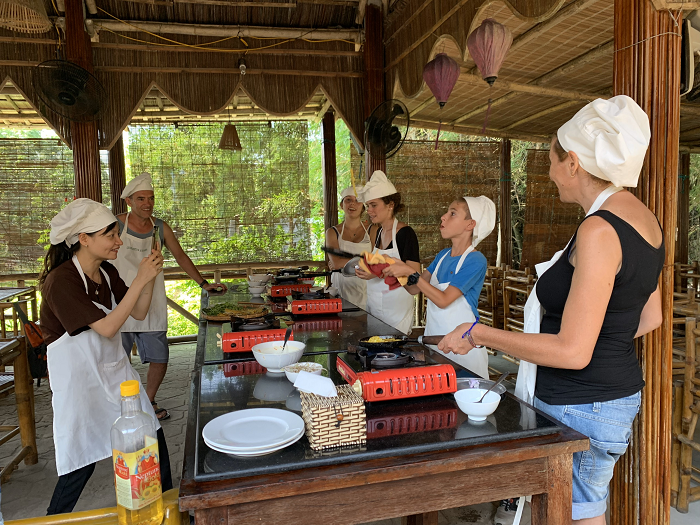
[358,334,444,351]
[322,246,360,259]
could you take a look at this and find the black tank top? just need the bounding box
[534,210,664,405]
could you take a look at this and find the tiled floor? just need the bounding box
[0,345,698,523]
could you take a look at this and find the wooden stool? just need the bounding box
[0,337,38,482]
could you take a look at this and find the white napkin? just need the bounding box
[294,371,338,397]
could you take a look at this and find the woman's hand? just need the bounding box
[135,249,163,285]
[204,282,228,294]
[438,323,477,355]
[382,260,415,278]
[355,266,375,280]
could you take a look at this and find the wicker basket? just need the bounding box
[300,385,367,451]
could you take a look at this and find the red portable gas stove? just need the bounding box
[269,283,312,297]
[336,347,457,402]
[366,398,458,438]
[288,290,342,315]
[220,328,291,352]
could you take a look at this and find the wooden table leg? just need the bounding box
[531,453,572,525]
[401,511,439,525]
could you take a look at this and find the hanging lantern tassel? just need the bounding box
[482,87,493,134]
[219,124,242,151]
[423,53,460,151]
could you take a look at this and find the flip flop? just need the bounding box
[151,401,171,421]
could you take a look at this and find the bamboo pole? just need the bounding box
[611,2,680,525]
[66,0,101,202]
[499,139,513,268]
[91,20,361,41]
[322,108,338,232]
[363,2,385,178]
[109,134,128,215]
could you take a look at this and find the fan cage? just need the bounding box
[0,0,52,34]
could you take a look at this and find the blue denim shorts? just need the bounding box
[534,391,641,520]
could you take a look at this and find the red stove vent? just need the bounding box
[221,329,291,352]
[291,317,343,332]
[336,358,456,402]
[290,298,342,315]
[270,284,312,297]
[223,360,266,377]
[367,406,458,438]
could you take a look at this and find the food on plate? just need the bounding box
[202,303,268,318]
[365,336,403,343]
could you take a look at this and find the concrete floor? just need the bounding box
[0,345,698,523]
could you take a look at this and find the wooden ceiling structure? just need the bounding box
[0,1,691,524]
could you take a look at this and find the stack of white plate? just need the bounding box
[202,408,305,457]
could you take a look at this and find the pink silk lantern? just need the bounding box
[467,18,512,86]
[423,53,461,108]
[423,53,460,149]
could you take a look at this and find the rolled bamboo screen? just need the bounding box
[0,0,51,34]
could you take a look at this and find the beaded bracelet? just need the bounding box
[461,321,484,349]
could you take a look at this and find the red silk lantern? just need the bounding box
[467,18,512,86]
[423,53,461,108]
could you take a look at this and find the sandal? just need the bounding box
[151,400,171,421]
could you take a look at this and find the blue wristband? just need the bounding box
[461,321,478,339]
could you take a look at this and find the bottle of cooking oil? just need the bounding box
[111,380,164,525]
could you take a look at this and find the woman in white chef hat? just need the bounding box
[355,170,421,334]
[383,196,496,379]
[38,198,171,514]
[439,96,663,524]
[325,185,374,309]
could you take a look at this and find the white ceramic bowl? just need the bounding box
[249,273,272,283]
[456,378,507,396]
[282,362,325,384]
[251,341,305,373]
[454,388,502,422]
[248,285,267,294]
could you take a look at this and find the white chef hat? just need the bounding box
[358,170,398,202]
[50,198,118,247]
[121,172,154,199]
[557,96,650,188]
[340,185,364,202]
[463,196,496,248]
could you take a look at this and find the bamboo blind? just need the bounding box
[0,137,111,274]
[520,148,583,270]
[351,140,502,265]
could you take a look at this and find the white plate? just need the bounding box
[204,426,304,452]
[206,430,304,457]
[202,408,305,450]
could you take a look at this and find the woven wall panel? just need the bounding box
[351,140,501,265]
[520,148,582,269]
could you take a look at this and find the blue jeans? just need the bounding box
[534,391,641,520]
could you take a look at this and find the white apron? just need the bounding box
[425,247,489,379]
[366,219,415,335]
[48,256,158,476]
[515,185,624,405]
[111,214,167,332]
[330,222,372,309]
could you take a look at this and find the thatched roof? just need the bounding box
[0,0,698,148]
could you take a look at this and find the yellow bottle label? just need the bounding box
[112,435,162,511]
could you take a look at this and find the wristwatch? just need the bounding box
[407,272,421,286]
[199,279,209,288]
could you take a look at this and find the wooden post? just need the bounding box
[65,0,101,202]
[611,2,680,525]
[499,139,513,268]
[322,109,338,232]
[676,152,690,265]
[363,0,385,179]
[109,134,128,215]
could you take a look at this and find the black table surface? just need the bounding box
[182,285,561,484]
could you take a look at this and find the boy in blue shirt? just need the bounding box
[383,196,496,377]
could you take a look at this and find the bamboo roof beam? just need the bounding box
[458,73,599,102]
[118,0,360,6]
[314,98,332,122]
[90,20,362,42]
[355,0,368,24]
[411,118,551,143]
[451,40,614,125]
